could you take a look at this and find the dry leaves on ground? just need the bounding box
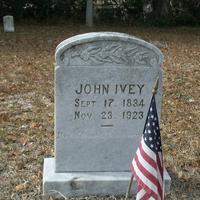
[0,24,200,199]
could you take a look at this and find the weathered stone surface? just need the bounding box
[56,32,163,67]
[43,158,171,199]
[3,15,15,32]
[55,32,163,172]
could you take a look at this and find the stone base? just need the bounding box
[43,158,171,199]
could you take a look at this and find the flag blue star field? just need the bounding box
[130,95,164,200]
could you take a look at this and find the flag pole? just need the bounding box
[125,77,159,199]
[125,174,133,199]
[152,77,159,95]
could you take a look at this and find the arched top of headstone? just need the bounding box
[55,32,163,67]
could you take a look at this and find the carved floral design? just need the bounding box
[60,41,158,67]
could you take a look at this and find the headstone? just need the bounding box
[43,32,171,199]
[3,15,15,32]
[86,0,93,27]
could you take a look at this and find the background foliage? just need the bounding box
[0,0,199,25]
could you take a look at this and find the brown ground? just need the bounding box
[0,24,200,200]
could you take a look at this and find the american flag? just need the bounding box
[130,95,164,200]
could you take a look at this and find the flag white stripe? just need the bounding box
[132,159,158,194]
[136,188,146,200]
[136,147,163,188]
[141,139,156,161]
[136,147,158,178]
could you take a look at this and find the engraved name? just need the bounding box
[75,84,144,95]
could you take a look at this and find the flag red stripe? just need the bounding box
[134,153,163,198]
[134,153,159,186]
[139,143,157,169]
[140,140,163,195]
[138,183,142,192]
[130,164,158,199]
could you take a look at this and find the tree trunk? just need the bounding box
[86,0,93,27]
[153,0,170,18]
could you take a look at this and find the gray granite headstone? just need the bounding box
[43,32,171,199]
[3,15,15,32]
